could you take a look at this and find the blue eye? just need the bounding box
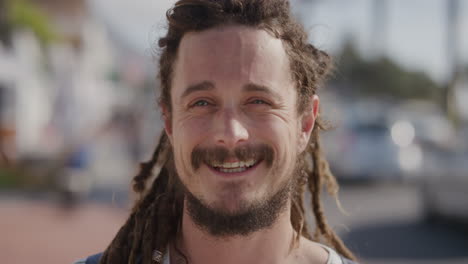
[251,99,267,104]
[193,100,210,107]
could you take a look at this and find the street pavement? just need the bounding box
[0,196,128,264]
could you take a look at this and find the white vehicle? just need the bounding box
[421,147,468,224]
[391,101,468,224]
[323,99,422,181]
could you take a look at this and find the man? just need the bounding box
[77,0,359,263]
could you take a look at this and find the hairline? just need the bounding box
[163,23,307,115]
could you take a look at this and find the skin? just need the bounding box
[164,25,326,264]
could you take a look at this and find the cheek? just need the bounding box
[175,113,212,135]
[250,115,298,168]
[173,114,212,148]
[171,115,212,172]
[252,114,297,144]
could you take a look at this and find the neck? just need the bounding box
[175,199,297,264]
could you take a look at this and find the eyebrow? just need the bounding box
[243,83,282,101]
[181,81,215,99]
[180,81,281,101]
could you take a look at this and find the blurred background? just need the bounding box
[0,0,467,263]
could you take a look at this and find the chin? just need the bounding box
[208,185,255,215]
[185,176,291,237]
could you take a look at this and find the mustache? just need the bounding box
[191,143,274,170]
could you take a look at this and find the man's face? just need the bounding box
[165,25,318,229]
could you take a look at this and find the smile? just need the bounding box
[207,159,260,173]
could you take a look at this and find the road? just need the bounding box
[319,182,468,264]
[0,194,128,264]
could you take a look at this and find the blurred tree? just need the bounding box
[5,0,58,45]
[0,0,13,47]
[332,40,441,102]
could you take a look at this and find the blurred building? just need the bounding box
[0,0,139,192]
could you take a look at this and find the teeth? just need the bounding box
[219,167,247,173]
[210,159,257,170]
[245,159,255,167]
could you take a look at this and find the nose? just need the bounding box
[213,110,249,148]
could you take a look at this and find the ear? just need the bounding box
[297,95,319,153]
[161,104,173,145]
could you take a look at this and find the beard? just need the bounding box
[175,143,303,238]
[184,178,292,237]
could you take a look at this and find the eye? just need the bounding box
[192,100,211,107]
[250,99,269,105]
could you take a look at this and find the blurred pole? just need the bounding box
[370,0,388,58]
[445,0,461,127]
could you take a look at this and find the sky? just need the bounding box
[89,0,468,84]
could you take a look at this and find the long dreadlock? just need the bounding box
[99,1,356,263]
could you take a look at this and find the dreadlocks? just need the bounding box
[99,1,356,263]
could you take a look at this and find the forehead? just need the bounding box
[172,25,293,98]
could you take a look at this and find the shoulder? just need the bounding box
[339,256,360,264]
[72,253,103,264]
[306,241,360,264]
